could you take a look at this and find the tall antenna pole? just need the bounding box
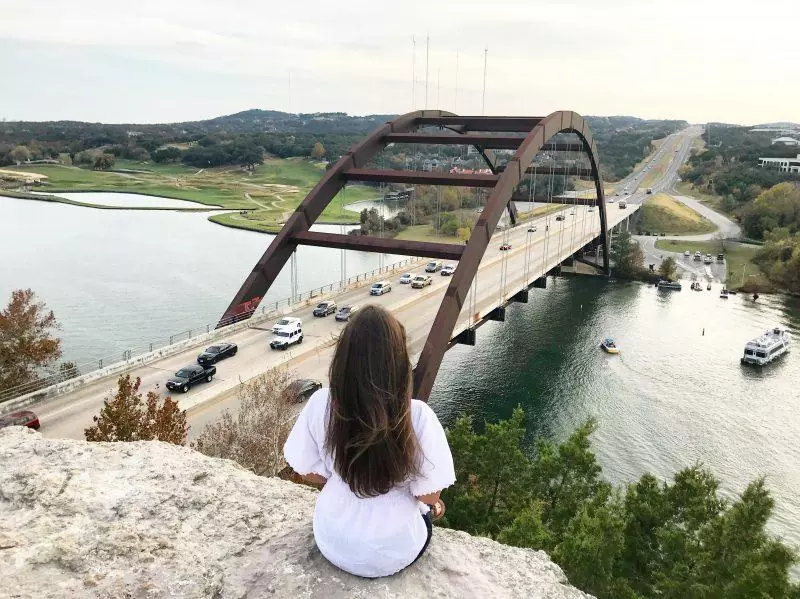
[425,34,430,109]
[412,37,416,110]
[454,49,459,113]
[481,47,488,115]
[288,70,292,114]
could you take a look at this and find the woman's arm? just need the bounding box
[415,491,441,505]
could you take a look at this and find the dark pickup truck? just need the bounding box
[166,364,216,393]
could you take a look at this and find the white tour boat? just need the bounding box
[741,327,791,366]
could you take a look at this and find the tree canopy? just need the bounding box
[609,230,647,280]
[0,289,62,394]
[84,374,188,444]
[440,408,800,599]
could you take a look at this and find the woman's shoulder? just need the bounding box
[303,387,331,420]
[410,399,440,429]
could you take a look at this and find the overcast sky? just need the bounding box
[1,0,796,125]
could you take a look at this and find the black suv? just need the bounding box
[313,301,337,317]
[166,364,216,393]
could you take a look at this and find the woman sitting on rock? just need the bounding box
[284,304,455,578]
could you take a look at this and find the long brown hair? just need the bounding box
[326,304,420,497]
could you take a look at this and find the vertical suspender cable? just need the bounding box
[411,37,416,110]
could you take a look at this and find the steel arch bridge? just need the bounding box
[220,110,609,400]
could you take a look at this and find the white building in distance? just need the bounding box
[771,136,800,146]
[759,154,800,173]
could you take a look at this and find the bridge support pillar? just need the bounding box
[510,289,529,303]
[547,266,562,277]
[532,276,547,289]
[562,255,575,267]
[453,328,476,346]
[487,306,506,322]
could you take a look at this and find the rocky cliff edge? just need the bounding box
[0,427,592,599]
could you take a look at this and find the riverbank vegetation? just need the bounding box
[677,124,800,293]
[635,193,717,235]
[679,125,800,216]
[440,407,799,599]
[609,231,658,282]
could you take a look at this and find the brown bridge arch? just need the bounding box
[219,110,609,399]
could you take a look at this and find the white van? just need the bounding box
[270,317,303,350]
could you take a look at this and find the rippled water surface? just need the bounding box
[432,277,800,551]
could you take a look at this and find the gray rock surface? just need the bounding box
[0,427,593,599]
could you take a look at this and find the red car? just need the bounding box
[0,410,40,430]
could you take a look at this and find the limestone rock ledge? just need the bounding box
[0,427,593,599]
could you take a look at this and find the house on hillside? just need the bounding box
[759,154,800,173]
[771,136,800,146]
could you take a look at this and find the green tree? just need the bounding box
[9,145,32,164]
[658,256,677,280]
[84,374,188,444]
[93,153,116,170]
[440,408,800,599]
[0,289,62,393]
[609,230,646,279]
[311,141,326,160]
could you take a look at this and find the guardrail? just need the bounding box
[0,256,423,406]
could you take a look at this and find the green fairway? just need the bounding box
[2,159,377,232]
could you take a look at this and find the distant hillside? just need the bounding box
[0,110,686,180]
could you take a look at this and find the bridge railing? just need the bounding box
[0,256,423,406]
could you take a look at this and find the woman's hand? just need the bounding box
[301,473,328,487]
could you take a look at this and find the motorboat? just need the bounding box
[690,281,703,291]
[720,288,729,298]
[657,280,682,291]
[600,338,619,354]
[741,327,790,366]
[707,283,712,291]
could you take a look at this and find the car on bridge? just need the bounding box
[500,243,512,251]
[555,214,565,221]
[166,364,216,393]
[281,378,323,404]
[411,275,432,288]
[335,304,359,321]
[313,301,337,317]
[399,273,413,284]
[684,250,691,257]
[425,261,443,273]
[527,225,537,233]
[197,342,238,367]
[441,264,456,276]
[370,281,392,296]
[0,410,40,430]
[270,318,303,350]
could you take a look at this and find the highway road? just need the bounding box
[23,127,701,441]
